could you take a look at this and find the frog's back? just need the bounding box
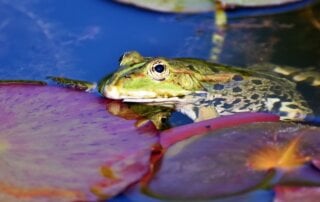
[198,62,313,121]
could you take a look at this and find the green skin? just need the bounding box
[47,51,317,123]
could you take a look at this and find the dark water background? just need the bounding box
[0,0,319,201]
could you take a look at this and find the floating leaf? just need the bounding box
[144,122,320,200]
[0,84,158,201]
[113,0,302,13]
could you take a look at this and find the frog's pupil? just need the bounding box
[154,64,165,73]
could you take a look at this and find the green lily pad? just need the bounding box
[145,122,320,200]
[0,84,158,201]
[113,0,302,13]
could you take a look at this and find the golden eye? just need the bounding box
[148,61,169,81]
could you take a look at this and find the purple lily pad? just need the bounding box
[145,122,320,200]
[160,112,280,149]
[0,84,158,201]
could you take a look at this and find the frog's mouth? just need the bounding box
[122,97,189,106]
[103,85,204,105]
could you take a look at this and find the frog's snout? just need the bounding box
[103,85,121,100]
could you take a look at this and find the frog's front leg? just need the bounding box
[47,76,97,92]
[176,104,219,122]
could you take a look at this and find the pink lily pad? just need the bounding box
[145,122,320,200]
[0,84,158,201]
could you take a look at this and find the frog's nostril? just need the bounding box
[103,85,121,99]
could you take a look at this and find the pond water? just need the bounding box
[1,0,320,201]
[2,0,319,78]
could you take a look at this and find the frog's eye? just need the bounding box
[148,60,169,81]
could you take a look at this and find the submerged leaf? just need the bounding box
[220,0,302,7]
[0,84,158,201]
[113,0,302,13]
[113,0,214,13]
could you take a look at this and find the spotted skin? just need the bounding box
[184,72,311,121]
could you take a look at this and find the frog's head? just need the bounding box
[99,51,205,104]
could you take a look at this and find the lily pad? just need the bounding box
[113,0,302,13]
[160,112,280,149]
[145,122,320,200]
[0,84,158,201]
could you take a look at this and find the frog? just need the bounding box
[48,51,318,125]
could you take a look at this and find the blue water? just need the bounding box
[0,0,206,81]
